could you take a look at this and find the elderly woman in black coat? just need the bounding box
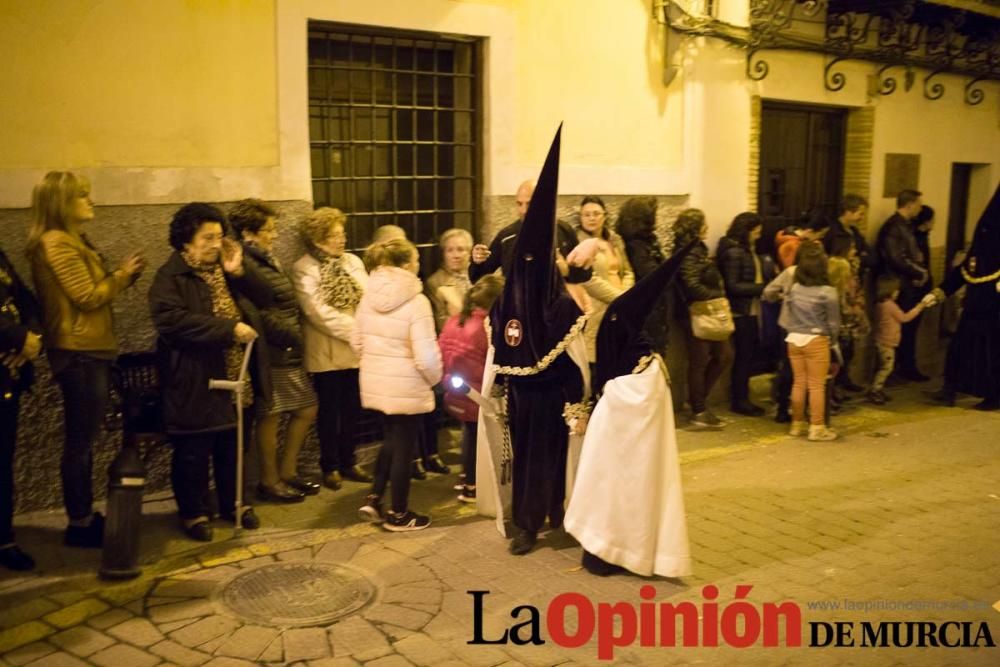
[149,203,272,542]
[229,199,319,504]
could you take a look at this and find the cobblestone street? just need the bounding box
[1,385,998,666]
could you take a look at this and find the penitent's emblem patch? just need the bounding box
[504,319,523,347]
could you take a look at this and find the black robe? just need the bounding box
[940,266,1000,401]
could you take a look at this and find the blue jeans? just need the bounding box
[53,354,111,521]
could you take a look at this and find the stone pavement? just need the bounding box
[1,383,998,666]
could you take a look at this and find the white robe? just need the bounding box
[564,359,691,577]
[475,334,590,537]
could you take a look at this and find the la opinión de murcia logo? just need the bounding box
[467,586,997,661]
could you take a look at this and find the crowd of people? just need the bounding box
[1,162,997,575]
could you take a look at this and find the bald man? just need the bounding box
[470,181,589,284]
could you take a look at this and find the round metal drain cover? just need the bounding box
[218,562,376,627]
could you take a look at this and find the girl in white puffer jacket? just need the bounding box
[352,238,442,531]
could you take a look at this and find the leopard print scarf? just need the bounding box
[181,250,253,407]
[311,248,363,312]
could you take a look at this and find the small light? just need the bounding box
[450,376,465,389]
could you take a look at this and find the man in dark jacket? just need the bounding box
[825,194,876,277]
[149,203,272,542]
[876,189,929,381]
[0,248,42,571]
[469,180,591,285]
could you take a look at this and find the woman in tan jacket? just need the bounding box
[27,172,144,548]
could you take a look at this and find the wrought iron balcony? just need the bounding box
[656,1,1000,104]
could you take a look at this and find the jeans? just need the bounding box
[687,332,733,413]
[373,413,423,513]
[460,421,477,486]
[170,429,238,520]
[54,354,111,521]
[730,316,759,404]
[788,337,831,425]
[313,369,361,474]
[0,393,20,544]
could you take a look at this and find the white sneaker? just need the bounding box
[789,421,808,437]
[808,425,838,441]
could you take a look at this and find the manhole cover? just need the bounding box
[218,562,376,627]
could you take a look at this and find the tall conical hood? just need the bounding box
[491,125,585,374]
[963,181,1000,278]
[592,240,697,395]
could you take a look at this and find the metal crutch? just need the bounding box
[208,338,255,532]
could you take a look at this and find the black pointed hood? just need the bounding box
[963,182,1000,279]
[491,125,585,375]
[592,240,697,395]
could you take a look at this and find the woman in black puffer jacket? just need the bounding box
[674,208,733,428]
[230,199,319,504]
[717,212,765,416]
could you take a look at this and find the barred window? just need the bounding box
[307,22,481,252]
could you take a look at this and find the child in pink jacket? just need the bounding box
[868,277,934,404]
[438,275,504,503]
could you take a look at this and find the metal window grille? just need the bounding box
[307,22,481,252]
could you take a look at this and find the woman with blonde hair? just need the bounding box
[354,238,441,531]
[27,171,145,548]
[292,208,371,490]
[425,228,473,332]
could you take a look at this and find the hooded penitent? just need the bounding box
[491,124,586,375]
[592,240,696,397]
[481,125,590,542]
[564,241,694,577]
[938,182,1000,405]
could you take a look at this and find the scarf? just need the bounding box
[181,250,253,407]
[311,247,363,312]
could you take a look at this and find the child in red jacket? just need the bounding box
[438,275,504,502]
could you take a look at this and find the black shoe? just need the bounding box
[256,482,306,503]
[383,510,431,532]
[973,398,1000,411]
[867,390,886,405]
[411,460,427,481]
[454,473,467,491]
[359,494,384,523]
[323,470,343,490]
[0,544,35,571]
[928,389,956,407]
[64,512,104,548]
[839,380,865,393]
[424,455,451,474]
[181,519,213,542]
[902,369,931,383]
[341,465,373,483]
[222,508,260,530]
[457,486,477,503]
[730,400,765,417]
[775,410,792,424]
[582,550,624,577]
[509,528,537,556]
[283,477,321,496]
[690,411,722,429]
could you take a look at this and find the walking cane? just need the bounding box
[208,338,255,533]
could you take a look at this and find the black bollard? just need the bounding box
[99,439,146,580]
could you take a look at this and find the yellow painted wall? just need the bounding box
[0,0,277,169]
[512,0,684,173]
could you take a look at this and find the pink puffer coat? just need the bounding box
[350,266,442,415]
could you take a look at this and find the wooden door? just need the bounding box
[758,102,847,256]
